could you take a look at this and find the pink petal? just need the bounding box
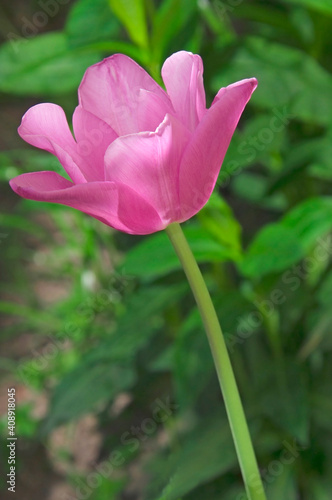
[78,54,173,136]
[18,103,86,184]
[161,51,206,132]
[104,114,191,224]
[178,78,258,220]
[9,172,163,234]
[73,106,118,181]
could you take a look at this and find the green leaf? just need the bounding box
[267,466,297,500]
[317,269,332,308]
[88,477,126,500]
[0,32,101,95]
[120,223,239,281]
[147,416,238,500]
[151,0,197,65]
[222,113,287,176]
[173,308,214,408]
[74,40,149,65]
[101,283,188,362]
[0,404,39,439]
[42,284,187,432]
[146,417,278,500]
[0,149,64,178]
[267,132,332,194]
[42,360,136,433]
[240,224,304,279]
[281,0,332,16]
[66,0,120,48]
[299,306,332,359]
[212,37,332,126]
[197,193,243,260]
[108,0,148,49]
[311,391,332,433]
[282,197,332,252]
[307,477,332,500]
[232,3,297,35]
[232,173,288,211]
[0,212,45,237]
[259,361,309,444]
[0,301,57,327]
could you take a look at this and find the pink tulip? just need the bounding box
[10,51,257,234]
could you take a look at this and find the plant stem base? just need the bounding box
[165,222,267,500]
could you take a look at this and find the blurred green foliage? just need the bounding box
[1,0,332,498]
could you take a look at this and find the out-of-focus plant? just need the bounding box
[1,0,332,499]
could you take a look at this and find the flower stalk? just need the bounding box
[165,222,267,500]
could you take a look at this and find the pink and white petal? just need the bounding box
[10,171,73,194]
[73,106,118,181]
[104,114,191,224]
[178,78,258,221]
[134,89,175,135]
[161,51,206,132]
[18,103,86,184]
[78,54,172,136]
[9,172,163,234]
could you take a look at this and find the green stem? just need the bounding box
[165,222,267,500]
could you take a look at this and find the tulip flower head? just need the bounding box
[10,51,257,234]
